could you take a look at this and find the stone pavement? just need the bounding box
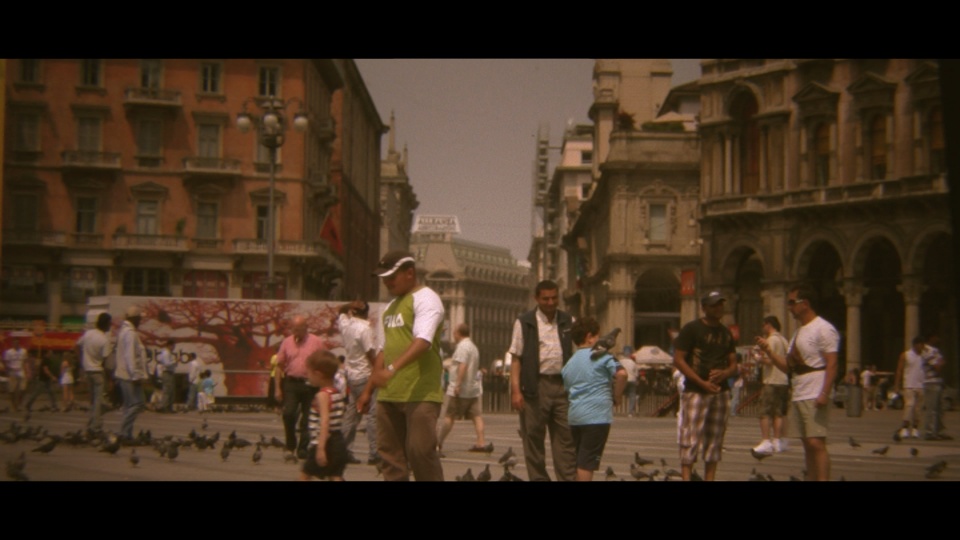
[0,402,956,481]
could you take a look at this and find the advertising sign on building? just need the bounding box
[680,269,696,297]
[412,214,461,234]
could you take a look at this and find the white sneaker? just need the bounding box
[779,438,789,452]
[753,439,775,455]
[899,428,910,439]
[911,428,921,439]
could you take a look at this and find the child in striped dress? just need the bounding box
[300,350,349,481]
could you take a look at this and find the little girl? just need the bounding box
[60,352,75,412]
[197,370,216,413]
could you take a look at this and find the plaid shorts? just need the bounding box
[678,390,730,465]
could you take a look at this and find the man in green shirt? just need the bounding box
[359,251,445,481]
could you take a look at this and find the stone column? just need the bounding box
[724,134,733,195]
[761,281,788,336]
[899,276,926,347]
[842,280,865,371]
[47,265,63,325]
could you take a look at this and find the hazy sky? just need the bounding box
[354,59,702,261]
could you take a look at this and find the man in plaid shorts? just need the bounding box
[672,291,738,481]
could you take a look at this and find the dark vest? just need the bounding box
[517,309,574,400]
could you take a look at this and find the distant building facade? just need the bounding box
[378,112,419,301]
[411,215,529,367]
[696,59,952,374]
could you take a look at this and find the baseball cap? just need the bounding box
[372,251,415,277]
[700,290,726,306]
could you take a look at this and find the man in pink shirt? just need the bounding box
[275,315,327,459]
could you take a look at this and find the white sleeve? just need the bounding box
[452,341,467,364]
[820,324,840,354]
[507,319,523,357]
[411,289,445,343]
[360,324,375,355]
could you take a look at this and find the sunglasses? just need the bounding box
[787,299,806,306]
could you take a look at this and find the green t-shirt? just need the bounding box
[377,286,445,403]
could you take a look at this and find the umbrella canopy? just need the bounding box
[634,345,674,364]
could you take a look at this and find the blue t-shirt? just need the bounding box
[562,347,622,426]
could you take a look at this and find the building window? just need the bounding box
[122,268,170,296]
[14,113,40,152]
[197,123,220,159]
[10,194,39,231]
[814,122,831,186]
[256,205,269,240]
[196,202,218,238]
[136,200,159,235]
[183,270,228,298]
[76,197,97,234]
[869,114,887,180]
[929,106,945,175]
[140,59,162,90]
[200,62,221,93]
[77,116,101,152]
[64,267,107,303]
[649,204,667,242]
[136,118,162,166]
[242,272,286,299]
[735,94,761,194]
[580,183,591,199]
[18,59,40,83]
[258,66,279,97]
[1,265,47,302]
[80,59,101,87]
[581,151,593,164]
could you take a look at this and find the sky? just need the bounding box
[354,59,702,262]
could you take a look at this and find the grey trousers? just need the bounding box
[518,375,577,481]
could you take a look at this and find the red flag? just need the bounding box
[320,214,344,256]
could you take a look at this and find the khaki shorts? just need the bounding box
[445,396,481,420]
[758,385,790,418]
[789,399,829,439]
[6,374,25,393]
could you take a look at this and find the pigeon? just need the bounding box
[456,468,475,482]
[664,468,682,479]
[130,449,140,467]
[498,447,515,465]
[893,430,902,442]
[220,445,230,462]
[498,469,524,481]
[630,464,650,480]
[591,328,621,360]
[502,456,518,469]
[283,452,298,464]
[477,464,491,482]
[252,444,263,465]
[634,453,653,467]
[604,466,617,481]
[270,436,285,449]
[690,468,704,482]
[750,449,772,461]
[910,447,919,457]
[872,446,889,456]
[167,444,179,461]
[202,418,208,431]
[232,438,252,449]
[849,436,861,448]
[789,475,802,482]
[660,458,668,467]
[31,438,59,454]
[100,434,122,455]
[6,454,27,482]
[925,460,948,479]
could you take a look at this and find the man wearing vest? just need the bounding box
[508,280,577,481]
[359,251,445,481]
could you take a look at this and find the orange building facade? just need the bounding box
[1,59,381,326]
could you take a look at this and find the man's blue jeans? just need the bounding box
[342,377,379,459]
[118,379,145,440]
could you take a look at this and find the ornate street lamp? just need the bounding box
[236,97,307,296]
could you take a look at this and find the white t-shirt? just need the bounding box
[339,314,375,382]
[902,348,929,389]
[447,337,481,399]
[3,347,28,375]
[788,316,840,401]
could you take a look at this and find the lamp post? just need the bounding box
[236,97,307,298]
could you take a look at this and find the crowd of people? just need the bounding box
[1,251,952,482]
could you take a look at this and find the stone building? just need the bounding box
[696,59,952,374]
[378,112,419,301]
[411,215,529,366]
[562,60,702,351]
[0,59,369,325]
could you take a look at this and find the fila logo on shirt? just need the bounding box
[384,313,406,328]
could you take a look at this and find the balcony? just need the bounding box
[71,233,104,248]
[233,239,334,258]
[123,87,182,110]
[182,157,241,176]
[192,237,224,250]
[61,150,121,170]
[113,233,188,252]
[2,230,67,247]
[702,174,949,219]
